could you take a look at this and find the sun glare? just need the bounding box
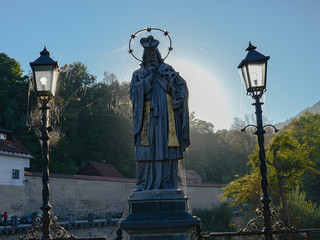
[167,59,232,130]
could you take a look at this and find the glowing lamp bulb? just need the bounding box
[40,77,48,86]
[252,72,258,86]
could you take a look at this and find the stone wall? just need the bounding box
[183,184,225,210]
[0,173,224,220]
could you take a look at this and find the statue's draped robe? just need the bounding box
[130,63,190,191]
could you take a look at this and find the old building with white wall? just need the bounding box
[0,129,32,186]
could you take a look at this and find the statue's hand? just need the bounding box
[145,74,153,85]
[146,64,157,73]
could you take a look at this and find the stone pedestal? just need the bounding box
[119,189,200,240]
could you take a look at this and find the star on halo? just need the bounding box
[128,27,173,62]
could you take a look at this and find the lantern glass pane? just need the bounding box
[34,65,53,93]
[52,69,57,96]
[247,63,266,89]
[239,66,249,90]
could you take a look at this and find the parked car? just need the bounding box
[0,213,21,226]
[21,212,41,224]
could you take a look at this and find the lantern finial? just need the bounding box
[246,41,257,51]
[40,46,50,56]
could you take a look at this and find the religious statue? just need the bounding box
[129,34,190,191]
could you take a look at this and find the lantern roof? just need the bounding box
[238,42,270,69]
[30,46,59,68]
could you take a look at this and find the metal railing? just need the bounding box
[194,207,320,240]
[196,226,320,240]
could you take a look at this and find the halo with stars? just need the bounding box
[128,27,173,62]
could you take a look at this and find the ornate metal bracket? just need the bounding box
[270,209,296,232]
[19,215,75,240]
[241,124,257,132]
[263,124,279,133]
[240,208,296,233]
[241,124,279,133]
[240,208,264,232]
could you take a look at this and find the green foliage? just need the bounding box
[221,111,320,227]
[0,53,28,128]
[288,187,320,228]
[220,168,261,209]
[57,62,96,101]
[287,112,320,204]
[0,53,41,163]
[190,112,215,134]
[194,203,235,232]
[267,131,313,206]
[47,63,135,177]
[185,113,250,184]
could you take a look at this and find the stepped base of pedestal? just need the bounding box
[119,189,200,240]
[123,228,192,240]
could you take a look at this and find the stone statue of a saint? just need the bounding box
[129,35,190,191]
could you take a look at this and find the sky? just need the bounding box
[1,0,320,130]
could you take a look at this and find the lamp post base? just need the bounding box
[41,205,52,240]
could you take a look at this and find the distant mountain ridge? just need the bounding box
[275,100,320,129]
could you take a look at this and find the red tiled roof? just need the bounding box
[77,161,124,178]
[0,129,32,156]
[183,170,201,179]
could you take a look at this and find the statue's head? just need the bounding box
[140,35,162,66]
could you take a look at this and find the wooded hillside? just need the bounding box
[0,53,276,184]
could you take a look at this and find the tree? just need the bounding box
[0,53,40,168]
[103,71,118,85]
[255,130,312,224]
[190,112,215,134]
[193,203,235,232]
[185,114,248,184]
[58,62,96,99]
[288,187,320,228]
[287,112,320,204]
[220,168,261,209]
[267,132,312,222]
[221,112,320,224]
[0,53,28,129]
[216,116,257,177]
[47,64,136,177]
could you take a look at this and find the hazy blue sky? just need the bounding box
[1,0,320,130]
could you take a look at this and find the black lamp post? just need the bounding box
[238,42,273,240]
[30,46,59,240]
